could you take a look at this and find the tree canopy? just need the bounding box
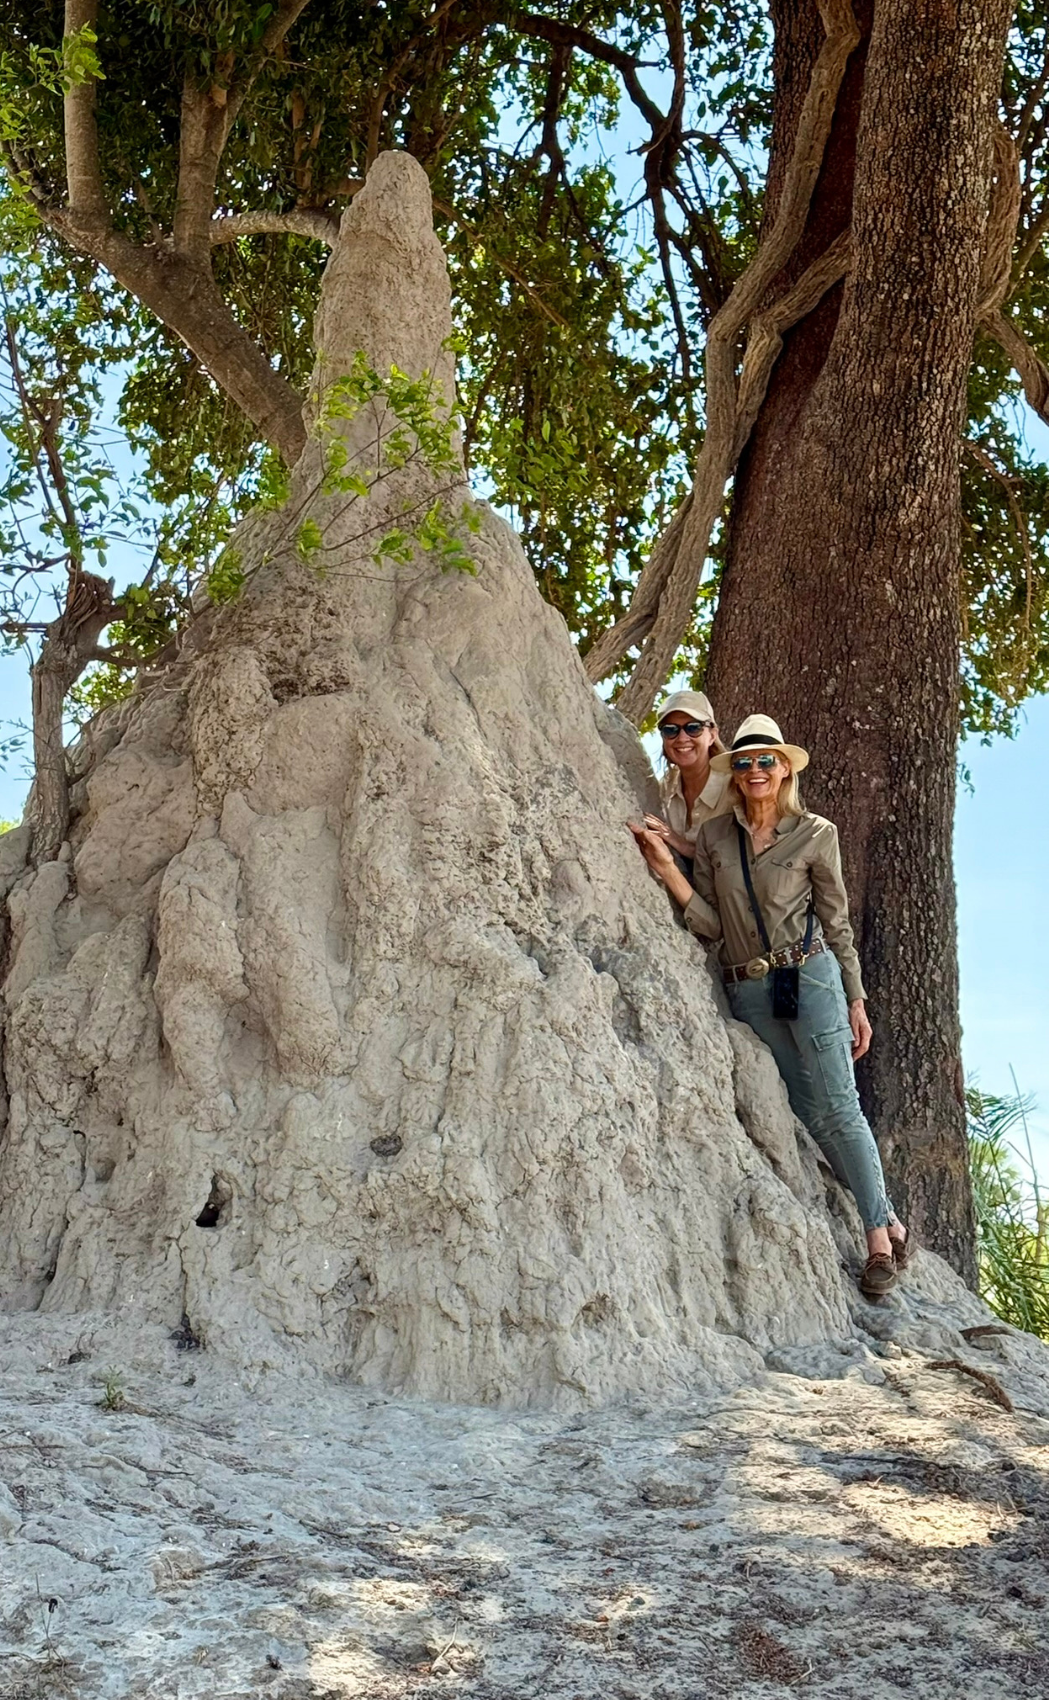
[0,0,1047,735]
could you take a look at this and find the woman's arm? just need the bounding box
[808,820,871,1057]
[627,823,721,938]
[686,828,723,940]
[808,822,865,999]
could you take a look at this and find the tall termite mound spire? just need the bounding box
[0,152,865,1406]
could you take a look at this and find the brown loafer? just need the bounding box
[860,1252,897,1299]
[890,1228,912,1271]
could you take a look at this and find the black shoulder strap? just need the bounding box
[736,820,814,958]
[736,821,772,954]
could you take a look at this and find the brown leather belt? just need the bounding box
[722,936,826,986]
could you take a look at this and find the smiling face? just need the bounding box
[659,712,718,773]
[730,748,791,808]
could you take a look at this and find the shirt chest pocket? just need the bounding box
[761,852,811,899]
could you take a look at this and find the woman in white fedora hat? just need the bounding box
[640,689,729,866]
[630,713,908,1299]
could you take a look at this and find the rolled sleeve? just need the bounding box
[808,822,866,1002]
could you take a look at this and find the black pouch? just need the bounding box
[771,965,800,1020]
[736,821,812,1024]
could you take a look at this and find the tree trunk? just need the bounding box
[706,0,1013,1283]
[29,569,115,864]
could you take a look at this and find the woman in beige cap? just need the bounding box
[630,713,908,1299]
[641,689,729,866]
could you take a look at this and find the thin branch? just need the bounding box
[1014,192,1049,282]
[2,316,70,538]
[964,437,1033,627]
[2,139,56,210]
[88,642,153,669]
[536,43,570,237]
[364,0,462,169]
[981,307,1049,427]
[432,197,571,329]
[510,12,666,133]
[209,208,343,246]
[38,408,81,549]
[681,130,758,220]
[1017,44,1049,155]
[225,0,315,128]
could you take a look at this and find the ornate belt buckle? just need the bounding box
[745,957,770,980]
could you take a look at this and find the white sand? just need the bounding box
[2,1311,1048,1700]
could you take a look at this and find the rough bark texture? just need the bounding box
[29,569,116,865]
[707,0,1013,1283]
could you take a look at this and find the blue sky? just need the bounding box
[956,695,1049,1172]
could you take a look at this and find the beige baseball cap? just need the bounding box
[654,689,716,727]
[710,712,809,774]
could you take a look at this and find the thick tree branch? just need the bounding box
[176,1,314,252]
[63,0,109,228]
[732,230,852,457]
[586,1,861,720]
[174,69,236,256]
[35,215,309,462]
[52,1,310,461]
[30,567,116,863]
[977,124,1021,315]
[209,209,344,246]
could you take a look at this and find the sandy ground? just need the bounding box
[2,1314,1048,1700]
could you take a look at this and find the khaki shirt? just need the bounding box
[685,808,867,1002]
[659,766,730,849]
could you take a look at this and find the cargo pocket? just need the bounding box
[811,1026,856,1102]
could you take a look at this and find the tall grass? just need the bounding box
[967,1084,1049,1339]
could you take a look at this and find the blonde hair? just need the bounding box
[719,753,804,818]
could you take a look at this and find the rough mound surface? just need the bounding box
[0,153,1024,1407]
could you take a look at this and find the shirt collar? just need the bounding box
[732,804,797,837]
[664,765,722,803]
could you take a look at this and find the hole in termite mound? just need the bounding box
[195,1174,233,1228]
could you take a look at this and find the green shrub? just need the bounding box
[967,1084,1049,1339]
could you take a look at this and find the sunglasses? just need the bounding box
[731,753,780,772]
[660,720,713,738]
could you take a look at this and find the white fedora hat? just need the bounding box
[709,712,809,774]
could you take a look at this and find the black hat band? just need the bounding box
[731,732,784,751]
